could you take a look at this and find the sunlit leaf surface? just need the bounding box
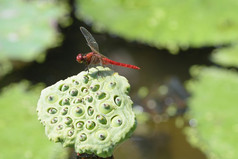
[0,0,68,61]
[0,82,56,159]
[185,66,238,159]
[77,0,238,52]
[212,44,238,67]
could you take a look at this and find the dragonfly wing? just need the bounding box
[80,27,100,53]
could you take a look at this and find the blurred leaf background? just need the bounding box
[0,0,238,159]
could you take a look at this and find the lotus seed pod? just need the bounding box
[37,66,136,158]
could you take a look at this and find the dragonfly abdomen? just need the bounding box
[103,58,140,70]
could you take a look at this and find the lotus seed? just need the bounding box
[68,130,74,136]
[70,89,78,96]
[73,80,79,85]
[60,84,69,91]
[85,95,93,103]
[47,107,57,114]
[111,116,123,127]
[96,115,107,125]
[96,131,107,141]
[79,133,87,141]
[76,121,84,129]
[61,98,70,105]
[114,96,122,106]
[96,92,106,99]
[57,125,63,130]
[81,87,88,93]
[64,117,73,125]
[87,107,94,116]
[83,76,89,84]
[90,84,99,92]
[51,117,58,124]
[61,107,68,115]
[74,106,84,117]
[99,103,113,114]
[86,120,96,130]
[109,82,116,88]
[74,98,83,104]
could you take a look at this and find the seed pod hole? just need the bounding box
[59,84,69,91]
[68,130,74,137]
[61,107,68,115]
[111,116,123,127]
[57,125,63,130]
[81,87,88,93]
[47,107,57,114]
[64,117,73,125]
[73,98,84,104]
[96,92,106,100]
[73,80,79,85]
[87,106,94,116]
[82,76,89,84]
[109,82,116,89]
[69,88,78,96]
[86,120,96,130]
[114,96,122,106]
[79,133,87,141]
[96,115,107,125]
[90,84,100,92]
[96,131,107,141]
[76,121,84,129]
[99,103,113,114]
[59,98,70,106]
[51,117,58,124]
[47,95,57,103]
[85,95,93,103]
[74,106,84,117]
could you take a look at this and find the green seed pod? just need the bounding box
[37,66,136,158]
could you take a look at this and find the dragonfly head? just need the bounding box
[76,54,84,63]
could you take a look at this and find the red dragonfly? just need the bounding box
[76,27,140,70]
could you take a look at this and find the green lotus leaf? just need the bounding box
[185,66,238,159]
[76,0,238,53]
[0,0,68,61]
[212,44,238,67]
[0,81,56,159]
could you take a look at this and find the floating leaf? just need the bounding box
[0,0,68,62]
[212,44,238,67]
[0,81,56,159]
[77,0,238,52]
[185,67,238,159]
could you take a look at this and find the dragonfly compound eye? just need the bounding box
[76,54,84,63]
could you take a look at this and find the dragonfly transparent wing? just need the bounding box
[80,27,100,54]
